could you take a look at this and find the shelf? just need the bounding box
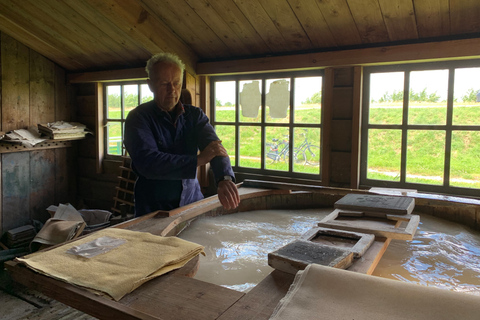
[0,139,77,154]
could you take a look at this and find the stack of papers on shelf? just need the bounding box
[38,121,91,140]
[3,128,46,146]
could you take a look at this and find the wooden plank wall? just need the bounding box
[322,66,361,189]
[0,32,77,234]
[75,83,118,211]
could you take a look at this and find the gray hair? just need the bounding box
[145,53,185,78]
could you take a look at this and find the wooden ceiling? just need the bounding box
[1,0,480,74]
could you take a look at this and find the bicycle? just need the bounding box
[266,129,320,166]
[294,129,320,166]
[266,135,289,164]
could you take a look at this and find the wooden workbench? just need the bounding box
[5,183,397,320]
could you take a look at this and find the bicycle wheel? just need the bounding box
[299,145,320,166]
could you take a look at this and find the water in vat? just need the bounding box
[178,209,480,295]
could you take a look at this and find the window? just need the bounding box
[362,61,480,197]
[104,82,153,156]
[212,71,323,181]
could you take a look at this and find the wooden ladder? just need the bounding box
[111,152,136,223]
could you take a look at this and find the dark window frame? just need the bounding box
[361,59,480,198]
[211,70,325,183]
[103,81,152,159]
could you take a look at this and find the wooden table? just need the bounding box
[5,185,396,320]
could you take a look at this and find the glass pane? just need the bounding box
[369,72,404,125]
[450,131,480,189]
[294,76,322,124]
[124,85,138,119]
[141,84,153,104]
[266,78,290,123]
[453,67,480,125]
[367,129,401,181]
[239,80,262,123]
[215,81,236,122]
[406,130,445,185]
[107,122,122,155]
[293,128,320,174]
[106,85,121,119]
[408,70,448,125]
[215,125,236,165]
[238,126,261,168]
[265,127,289,171]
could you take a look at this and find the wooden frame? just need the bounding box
[318,209,420,240]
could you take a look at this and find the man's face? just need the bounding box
[147,62,182,111]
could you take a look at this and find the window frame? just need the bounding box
[211,70,325,183]
[361,59,480,198]
[103,80,152,159]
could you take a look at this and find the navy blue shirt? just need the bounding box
[124,100,235,217]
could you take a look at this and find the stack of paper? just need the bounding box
[38,121,91,140]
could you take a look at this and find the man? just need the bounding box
[124,53,240,217]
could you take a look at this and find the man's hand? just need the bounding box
[197,140,228,167]
[217,180,240,210]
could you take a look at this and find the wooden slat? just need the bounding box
[378,0,419,41]
[257,0,312,51]
[29,50,55,126]
[205,0,271,55]
[0,11,85,70]
[1,32,29,132]
[315,0,363,47]
[86,0,198,75]
[413,0,450,38]
[0,0,109,67]
[232,0,290,52]
[347,0,390,43]
[140,0,228,59]
[30,150,56,222]
[32,0,140,67]
[287,0,337,48]
[2,153,30,232]
[184,0,252,56]
[449,0,480,34]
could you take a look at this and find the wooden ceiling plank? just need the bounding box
[257,0,313,51]
[378,0,419,41]
[413,0,450,38]
[232,0,291,52]
[61,0,150,66]
[34,0,139,68]
[346,0,390,44]
[206,0,271,56]
[314,0,363,47]
[1,0,111,67]
[286,0,338,48]
[184,0,252,56]
[141,0,230,59]
[449,0,480,34]
[86,0,198,75]
[0,12,85,70]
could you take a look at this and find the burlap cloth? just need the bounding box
[270,263,480,320]
[16,228,204,301]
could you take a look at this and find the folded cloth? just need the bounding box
[30,218,85,251]
[16,228,204,301]
[270,263,480,320]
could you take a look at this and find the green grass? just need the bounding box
[108,102,480,187]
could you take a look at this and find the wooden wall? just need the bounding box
[0,33,77,234]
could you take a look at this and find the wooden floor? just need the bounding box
[0,267,96,320]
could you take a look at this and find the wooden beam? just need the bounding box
[196,37,480,75]
[350,66,363,189]
[68,67,147,83]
